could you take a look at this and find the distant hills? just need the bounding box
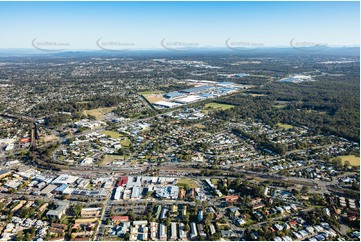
[0,47,359,57]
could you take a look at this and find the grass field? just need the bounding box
[211,178,220,185]
[274,101,290,109]
[276,123,294,129]
[85,183,93,189]
[82,107,116,120]
[177,178,198,188]
[143,94,165,103]
[305,109,328,115]
[120,137,131,147]
[249,93,266,97]
[101,130,123,139]
[193,124,206,129]
[338,155,360,166]
[274,104,287,109]
[204,102,235,111]
[99,155,123,166]
[39,134,58,143]
[138,90,164,95]
[58,155,67,161]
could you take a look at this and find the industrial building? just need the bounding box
[216,81,235,87]
[164,91,184,99]
[117,176,128,187]
[153,101,180,109]
[126,176,142,188]
[54,184,69,194]
[174,95,204,104]
[131,187,141,200]
[114,186,123,200]
[40,184,57,196]
[181,85,213,94]
[156,186,179,200]
[52,174,79,185]
[62,187,107,198]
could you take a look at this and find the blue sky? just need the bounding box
[0,1,359,50]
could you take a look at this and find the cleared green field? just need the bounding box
[143,94,164,103]
[211,178,220,185]
[76,101,90,104]
[193,124,206,129]
[99,155,123,166]
[204,102,235,110]
[249,93,267,97]
[276,123,294,129]
[274,104,287,109]
[120,137,131,147]
[101,130,123,139]
[177,178,197,188]
[58,155,67,161]
[339,155,360,166]
[82,107,116,120]
[138,90,164,95]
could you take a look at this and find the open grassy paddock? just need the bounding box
[274,101,290,109]
[99,155,124,166]
[120,137,131,147]
[138,90,164,95]
[192,123,206,129]
[204,102,235,111]
[177,178,198,188]
[338,155,360,167]
[274,104,287,109]
[142,94,165,103]
[101,130,123,139]
[39,134,58,144]
[249,93,267,97]
[82,107,116,120]
[276,123,294,130]
[211,178,220,185]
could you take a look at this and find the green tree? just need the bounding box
[184,223,190,232]
[301,186,309,194]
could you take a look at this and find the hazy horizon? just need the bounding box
[0,1,359,51]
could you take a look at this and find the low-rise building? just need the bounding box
[170,222,177,240]
[0,170,11,179]
[190,222,198,239]
[159,223,167,241]
[46,201,69,220]
[81,207,102,218]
